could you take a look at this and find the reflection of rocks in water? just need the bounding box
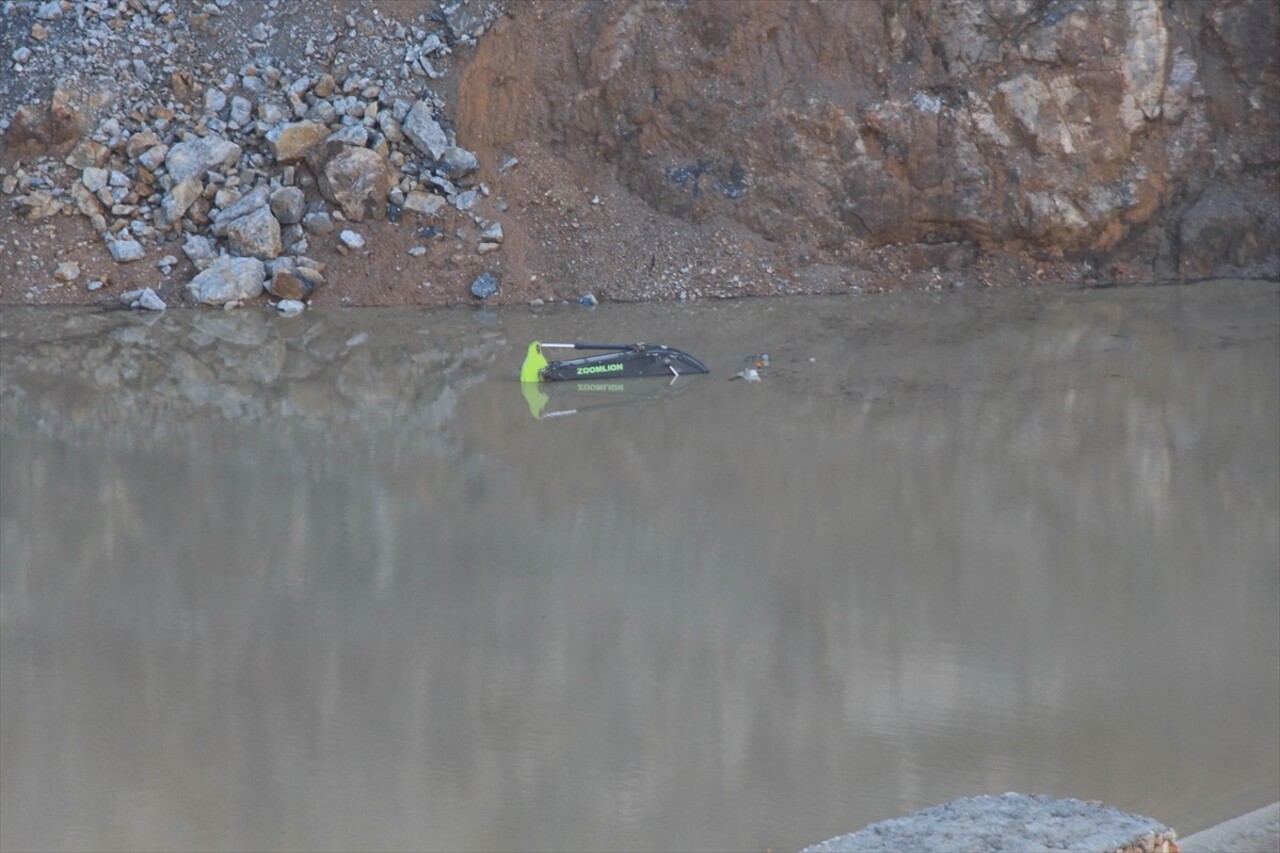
[0,307,501,439]
[190,310,272,347]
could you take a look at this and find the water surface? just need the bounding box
[2,281,1278,852]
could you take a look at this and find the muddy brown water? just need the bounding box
[1,281,1277,853]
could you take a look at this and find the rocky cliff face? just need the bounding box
[1,0,1276,308]
[460,0,1277,289]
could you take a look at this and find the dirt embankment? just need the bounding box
[1,0,1276,310]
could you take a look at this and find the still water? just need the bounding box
[1,281,1277,852]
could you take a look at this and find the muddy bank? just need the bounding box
[1,0,1277,312]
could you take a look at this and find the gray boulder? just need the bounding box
[107,237,145,262]
[302,210,335,235]
[159,177,203,227]
[319,146,392,222]
[211,186,270,236]
[224,206,282,259]
[135,288,167,311]
[204,88,228,116]
[166,136,241,184]
[229,96,252,126]
[470,272,498,299]
[326,124,369,148]
[270,186,306,225]
[81,167,109,193]
[404,190,446,217]
[438,146,478,179]
[185,256,266,305]
[182,234,216,264]
[403,100,449,159]
[137,143,168,171]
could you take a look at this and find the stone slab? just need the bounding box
[1180,802,1280,853]
[801,793,1176,853]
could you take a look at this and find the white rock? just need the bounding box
[211,185,269,235]
[204,88,228,115]
[135,287,166,311]
[182,234,216,262]
[107,238,145,262]
[82,167,110,193]
[166,136,242,184]
[402,100,449,159]
[230,96,252,126]
[185,256,266,305]
[453,189,477,211]
[138,144,169,171]
[404,190,445,216]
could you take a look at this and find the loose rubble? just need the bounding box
[1,0,507,307]
[2,0,1276,309]
[119,285,165,311]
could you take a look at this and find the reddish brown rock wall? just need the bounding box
[460,0,1279,282]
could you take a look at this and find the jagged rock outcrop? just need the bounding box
[460,0,1279,281]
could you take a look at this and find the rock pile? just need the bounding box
[2,0,507,308]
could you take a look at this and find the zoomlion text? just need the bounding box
[575,363,625,375]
